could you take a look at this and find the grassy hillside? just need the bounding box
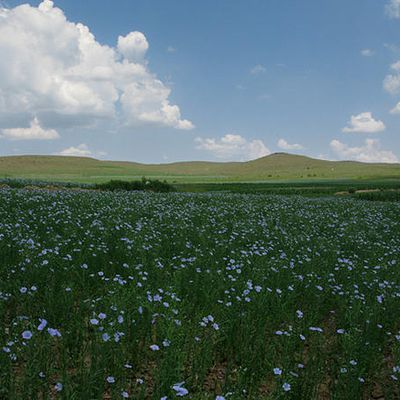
[0,153,399,183]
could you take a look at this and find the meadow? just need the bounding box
[1,154,400,183]
[1,187,400,399]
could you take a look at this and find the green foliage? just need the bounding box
[95,178,175,193]
[354,190,400,202]
[177,180,400,197]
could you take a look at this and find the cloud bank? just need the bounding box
[330,139,398,163]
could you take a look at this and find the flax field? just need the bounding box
[1,188,400,399]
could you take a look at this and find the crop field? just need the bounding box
[1,188,400,399]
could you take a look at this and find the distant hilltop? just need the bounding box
[0,153,399,184]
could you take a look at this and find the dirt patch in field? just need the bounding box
[335,191,350,196]
[203,361,227,393]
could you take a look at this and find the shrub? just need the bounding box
[95,178,175,193]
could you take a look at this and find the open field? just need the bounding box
[1,187,400,399]
[1,154,400,183]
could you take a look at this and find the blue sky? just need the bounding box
[0,0,400,163]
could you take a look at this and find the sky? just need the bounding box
[0,0,400,163]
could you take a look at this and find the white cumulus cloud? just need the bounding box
[0,1,193,131]
[56,143,104,158]
[330,139,398,163]
[386,0,400,18]
[195,134,271,161]
[277,138,304,151]
[1,117,59,140]
[342,112,385,133]
[117,31,148,63]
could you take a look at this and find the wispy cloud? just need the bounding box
[385,0,400,18]
[250,64,267,75]
[361,49,375,57]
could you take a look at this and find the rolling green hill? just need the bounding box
[0,153,399,183]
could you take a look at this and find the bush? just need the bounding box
[95,178,175,193]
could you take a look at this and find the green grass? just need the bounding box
[1,153,400,183]
[1,188,400,399]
